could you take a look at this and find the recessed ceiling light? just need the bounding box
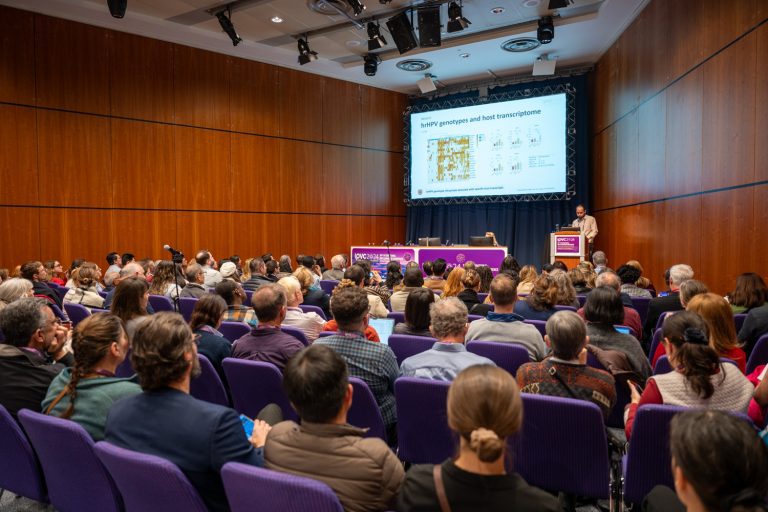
[271,16,283,23]
[491,7,505,14]
[522,0,541,7]
[459,52,470,58]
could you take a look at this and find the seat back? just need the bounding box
[388,334,437,366]
[115,349,134,378]
[178,297,198,322]
[586,352,632,428]
[0,405,48,502]
[281,325,310,346]
[222,462,343,512]
[386,311,405,325]
[63,302,92,326]
[299,304,327,320]
[148,294,175,312]
[477,292,489,302]
[222,358,298,422]
[318,331,336,338]
[648,328,663,362]
[18,409,122,512]
[576,295,587,307]
[554,305,577,312]
[466,341,529,376]
[219,321,251,343]
[733,313,747,334]
[395,377,453,464]
[630,297,652,325]
[467,314,483,322]
[54,286,69,301]
[654,356,738,375]
[347,378,387,442]
[244,289,253,306]
[654,310,671,331]
[746,334,768,374]
[94,441,208,512]
[509,394,610,499]
[319,280,340,295]
[523,319,547,337]
[189,354,229,406]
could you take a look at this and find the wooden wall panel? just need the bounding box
[636,91,666,204]
[0,207,40,268]
[752,185,768,272]
[362,149,401,216]
[39,208,113,267]
[34,16,110,115]
[666,0,706,82]
[614,110,638,206]
[278,68,324,142]
[755,24,768,183]
[230,133,280,209]
[321,216,352,257]
[664,67,702,197]
[111,119,176,210]
[109,32,174,123]
[633,1,669,101]
[110,210,178,261]
[700,0,760,61]
[174,127,231,211]
[0,105,38,205]
[0,6,35,104]
[229,58,279,137]
[322,145,362,215]
[279,140,323,212]
[660,195,701,277]
[176,212,234,260]
[361,87,407,152]
[322,78,361,147]
[173,46,230,130]
[37,111,111,207]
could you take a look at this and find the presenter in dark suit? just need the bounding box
[105,313,271,512]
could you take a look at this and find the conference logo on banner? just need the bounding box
[555,235,580,254]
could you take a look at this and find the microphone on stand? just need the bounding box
[383,240,392,262]
[162,244,184,313]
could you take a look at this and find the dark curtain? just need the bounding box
[405,74,590,268]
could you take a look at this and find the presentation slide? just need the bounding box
[409,93,567,200]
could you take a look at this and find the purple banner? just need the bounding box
[417,248,508,274]
[555,235,581,254]
[350,247,416,277]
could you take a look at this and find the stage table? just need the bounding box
[350,246,508,275]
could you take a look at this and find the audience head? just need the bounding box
[314,254,325,269]
[194,250,212,267]
[592,251,607,267]
[545,310,588,360]
[551,260,568,272]
[71,264,99,289]
[149,261,183,294]
[463,261,476,271]
[616,264,642,286]
[261,253,273,263]
[442,266,465,297]
[432,258,447,278]
[422,260,434,276]
[292,267,314,295]
[526,274,558,311]
[297,255,314,270]
[278,255,292,273]
[342,265,366,287]
[20,261,45,282]
[330,286,369,332]
[429,297,468,342]
[0,268,8,282]
[248,258,266,276]
[283,344,350,423]
[662,311,719,399]
[686,293,740,355]
[679,279,708,307]
[594,270,621,291]
[43,260,63,281]
[489,273,519,308]
[106,252,120,267]
[354,260,374,286]
[402,267,425,288]
[476,265,493,293]
[110,276,149,323]
[385,261,403,290]
[625,260,652,288]
[131,312,200,391]
[403,288,435,331]
[669,410,768,512]
[189,294,227,332]
[121,253,135,267]
[583,286,624,326]
[461,269,480,291]
[330,254,346,271]
[118,262,145,280]
[277,276,303,306]
[518,265,538,286]
[448,365,522,463]
[0,298,54,349]
[251,284,287,325]
[215,279,245,306]
[0,278,34,311]
[541,263,554,274]
[549,269,577,306]
[499,255,521,274]
[729,272,767,310]
[669,264,694,289]
[219,261,239,282]
[184,263,204,284]
[568,268,587,289]
[265,259,278,277]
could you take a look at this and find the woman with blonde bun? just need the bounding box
[396,365,561,511]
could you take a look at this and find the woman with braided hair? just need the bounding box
[396,365,561,512]
[624,311,753,439]
[42,313,141,440]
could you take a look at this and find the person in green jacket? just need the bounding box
[42,312,141,440]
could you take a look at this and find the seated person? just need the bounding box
[179,263,208,299]
[738,300,768,355]
[625,312,753,439]
[549,269,581,308]
[148,260,186,301]
[341,265,389,318]
[384,261,404,291]
[394,288,435,338]
[726,272,767,314]
[390,267,428,312]
[466,274,546,362]
[424,258,448,292]
[354,259,392,304]
[242,258,272,291]
[293,266,331,319]
[516,311,616,420]
[396,365,561,512]
[216,279,257,327]
[265,344,404,511]
[277,276,325,342]
[323,280,381,342]
[617,264,653,299]
[0,277,34,312]
[401,298,495,381]
[513,274,558,321]
[63,264,105,310]
[110,276,152,340]
[684,293,746,373]
[441,267,464,298]
[643,264,693,341]
[577,271,643,341]
[231,284,304,372]
[104,313,271,512]
[456,269,484,313]
[322,254,346,281]
[42,313,140,440]
[188,294,232,382]
[0,298,73,418]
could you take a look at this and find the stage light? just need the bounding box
[386,11,418,55]
[548,0,572,9]
[537,16,554,44]
[297,38,318,65]
[417,6,441,47]
[216,8,242,46]
[367,22,387,51]
[446,1,471,33]
[107,0,127,18]
[346,0,366,16]
[364,54,380,76]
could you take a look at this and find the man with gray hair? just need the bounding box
[103,262,148,309]
[321,254,346,281]
[243,258,272,291]
[0,298,72,418]
[400,297,495,381]
[180,263,207,298]
[643,263,694,342]
[576,270,643,339]
[592,251,609,274]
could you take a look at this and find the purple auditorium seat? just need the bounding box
[746,334,768,374]
[318,331,336,338]
[244,289,253,306]
[554,305,577,312]
[222,462,343,512]
[387,311,405,325]
[654,355,738,375]
[395,377,453,464]
[347,377,387,442]
[222,358,298,422]
[466,340,529,376]
[18,410,122,512]
[654,311,671,332]
[189,354,229,407]
[148,294,175,312]
[467,314,483,322]
[281,325,310,346]
[733,313,747,334]
[63,302,92,327]
[115,349,134,378]
[94,441,207,512]
[49,303,68,322]
[630,297,651,326]
[477,292,489,302]
[219,321,251,343]
[508,394,610,500]
[0,405,48,503]
[586,351,632,429]
[577,295,587,307]
[388,334,436,366]
[178,297,198,322]
[523,319,547,337]
[319,280,340,295]
[648,328,663,363]
[299,304,327,320]
[54,286,69,302]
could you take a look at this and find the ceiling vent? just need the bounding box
[396,59,433,72]
[501,37,541,52]
[306,0,351,16]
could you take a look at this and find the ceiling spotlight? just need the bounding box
[363,54,381,76]
[367,22,387,51]
[216,8,242,46]
[271,16,283,23]
[447,1,471,33]
[106,0,127,19]
[346,0,366,16]
[548,0,572,9]
[297,38,318,65]
[537,16,554,44]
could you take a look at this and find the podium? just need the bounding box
[550,231,585,269]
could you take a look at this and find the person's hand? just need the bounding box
[371,270,382,284]
[48,322,71,360]
[627,380,642,404]
[312,264,322,277]
[249,419,272,448]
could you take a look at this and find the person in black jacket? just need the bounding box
[643,264,694,343]
[21,260,64,309]
[188,294,232,384]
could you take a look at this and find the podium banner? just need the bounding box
[550,233,584,259]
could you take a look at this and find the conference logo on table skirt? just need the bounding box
[455,253,466,263]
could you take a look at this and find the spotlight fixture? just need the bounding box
[548,0,572,9]
[447,1,471,33]
[367,21,387,51]
[297,38,318,65]
[346,0,366,16]
[216,8,242,46]
[537,16,554,44]
[363,54,381,76]
[106,0,127,18]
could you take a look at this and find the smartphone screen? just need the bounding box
[239,414,254,438]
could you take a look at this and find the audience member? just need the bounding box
[179,263,207,298]
[625,260,656,297]
[499,255,522,275]
[727,272,767,314]
[322,254,346,281]
[104,252,122,288]
[467,273,546,361]
[390,267,426,312]
[42,313,140,440]
[396,365,561,512]
[456,269,484,314]
[21,260,63,309]
[592,251,609,274]
[293,266,331,319]
[148,260,185,301]
[643,263,694,340]
[315,287,399,440]
[686,293,747,373]
[517,311,616,420]
[189,294,232,381]
[550,269,580,308]
[568,267,590,294]
[401,298,494,380]
[384,261,404,291]
[441,266,465,298]
[297,255,322,285]
[64,264,106,309]
[242,258,272,291]
[110,276,151,339]
[424,258,448,292]
[121,253,135,268]
[617,264,653,298]
[64,259,85,287]
[578,261,597,289]
[476,265,493,293]
[314,254,327,274]
[44,259,66,287]
[196,250,222,287]
[739,298,768,355]
[577,271,643,338]
[342,265,388,318]
[0,277,34,312]
[516,265,537,295]
[103,263,146,309]
[679,279,708,308]
[0,268,9,283]
[322,281,381,342]
[551,260,568,273]
[355,259,392,304]
[265,259,279,282]
[216,279,257,327]
[0,298,72,418]
[393,288,435,337]
[625,311,752,439]
[513,274,558,321]
[231,284,304,372]
[277,254,293,277]
[219,261,241,283]
[265,344,404,511]
[104,313,271,512]
[277,275,325,341]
